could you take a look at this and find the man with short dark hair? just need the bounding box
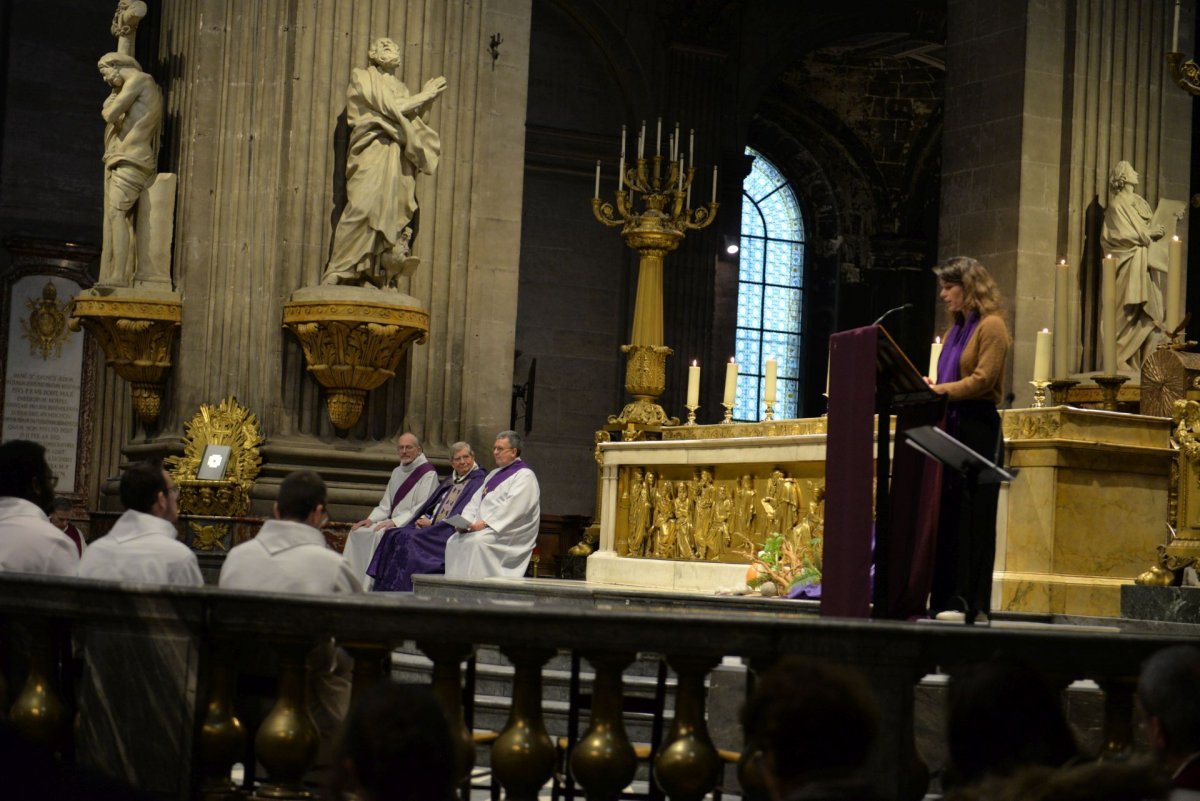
[49,497,86,556]
[77,460,202,586]
[1138,645,1200,791]
[444,431,540,579]
[0,440,78,574]
[344,432,439,588]
[220,470,360,593]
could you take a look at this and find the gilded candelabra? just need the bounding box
[591,121,719,438]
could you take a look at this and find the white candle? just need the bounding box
[593,160,600,198]
[689,129,694,166]
[678,154,684,192]
[1169,235,1184,329]
[723,358,738,406]
[620,125,626,157]
[1174,0,1181,52]
[927,337,943,383]
[1034,328,1052,382]
[687,361,700,408]
[674,122,680,160]
[764,358,777,404]
[656,117,662,157]
[1102,254,1117,373]
[711,165,718,203]
[618,155,625,191]
[1054,259,1069,377]
[638,121,645,159]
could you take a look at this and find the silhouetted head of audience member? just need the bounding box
[119,460,179,522]
[0,440,56,513]
[1138,644,1200,776]
[945,657,1078,788]
[945,760,1170,801]
[742,656,880,799]
[325,681,456,801]
[275,470,327,528]
[48,497,73,530]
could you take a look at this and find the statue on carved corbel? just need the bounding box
[164,397,264,551]
[284,38,443,430]
[1137,399,1200,584]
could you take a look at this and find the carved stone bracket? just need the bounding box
[68,290,181,425]
[282,287,429,430]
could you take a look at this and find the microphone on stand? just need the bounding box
[873,302,913,327]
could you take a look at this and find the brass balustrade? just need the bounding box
[0,575,1194,800]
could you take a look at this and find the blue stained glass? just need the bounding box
[753,151,788,192]
[778,378,799,418]
[735,329,761,371]
[742,201,765,238]
[739,237,764,283]
[743,168,776,203]
[761,331,799,376]
[763,285,800,331]
[737,286,762,329]
[765,240,801,286]
[734,373,759,421]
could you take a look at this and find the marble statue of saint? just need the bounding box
[1103,161,1167,372]
[692,469,717,560]
[322,37,448,287]
[711,486,733,560]
[98,52,162,287]
[651,480,675,559]
[732,474,757,550]
[626,468,650,557]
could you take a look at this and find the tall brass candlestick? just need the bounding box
[592,131,719,436]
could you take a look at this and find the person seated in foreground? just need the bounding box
[1137,644,1200,793]
[741,655,884,801]
[0,440,79,575]
[77,460,202,586]
[220,470,361,773]
[366,440,486,591]
[343,432,439,588]
[323,682,456,801]
[49,496,86,556]
[444,430,540,580]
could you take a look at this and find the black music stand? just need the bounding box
[904,426,1017,485]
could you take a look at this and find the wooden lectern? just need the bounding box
[822,325,945,619]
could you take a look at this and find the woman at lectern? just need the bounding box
[928,256,1011,625]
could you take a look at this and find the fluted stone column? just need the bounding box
[941,0,1192,405]
[113,0,531,507]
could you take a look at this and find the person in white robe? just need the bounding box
[0,440,78,576]
[343,432,439,588]
[445,430,541,579]
[77,460,202,586]
[219,470,360,767]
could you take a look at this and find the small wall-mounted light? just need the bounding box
[724,236,740,255]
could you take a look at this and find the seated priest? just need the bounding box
[343,432,438,588]
[444,430,541,580]
[366,441,487,591]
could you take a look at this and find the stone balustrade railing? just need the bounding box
[0,573,1192,801]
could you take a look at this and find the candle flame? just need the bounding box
[729,357,736,364]
[1174,235,1181,242]
[934,336,941,344]
[1041,327,1049,333]
[1059,259,1067,265]
[692,359,698,367]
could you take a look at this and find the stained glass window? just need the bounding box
[734,148,804,421]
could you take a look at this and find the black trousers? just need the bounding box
[930,400,1001,617]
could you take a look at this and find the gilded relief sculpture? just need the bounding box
[70,1,181,426]
[284,37,445,428]
[692,469,716,560]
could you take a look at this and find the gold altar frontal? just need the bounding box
[588,408,1172,618]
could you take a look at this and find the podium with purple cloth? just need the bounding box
[822,325,945,620]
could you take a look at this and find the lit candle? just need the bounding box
[593,160,600,199]
[1168,235,1184,329]
[723,358,738,406]
[711,165,718,203]
[1102,253,1117,373]
[1054,259,1069,377]
[927,336,943,384]
[764,358,777,404]
[656,117,662,157]
[687,360,700,407]
[1034,328,1052,382]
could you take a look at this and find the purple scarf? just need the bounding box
[937,310,980,434]
[483,459,529,496]
[389,462,436,515]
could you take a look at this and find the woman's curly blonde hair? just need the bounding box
[934,256,1003,319]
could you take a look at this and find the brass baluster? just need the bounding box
[492,647,556,800]
[654,654,721,801]
[418,641,476,783]
[9,622,68,754]
[198,658,246,800]
[253,644,319,798]
[570,651,637,801]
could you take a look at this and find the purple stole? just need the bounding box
[390,462,436,515]
[483,460,530,496]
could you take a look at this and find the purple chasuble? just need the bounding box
[389,462,437,516]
